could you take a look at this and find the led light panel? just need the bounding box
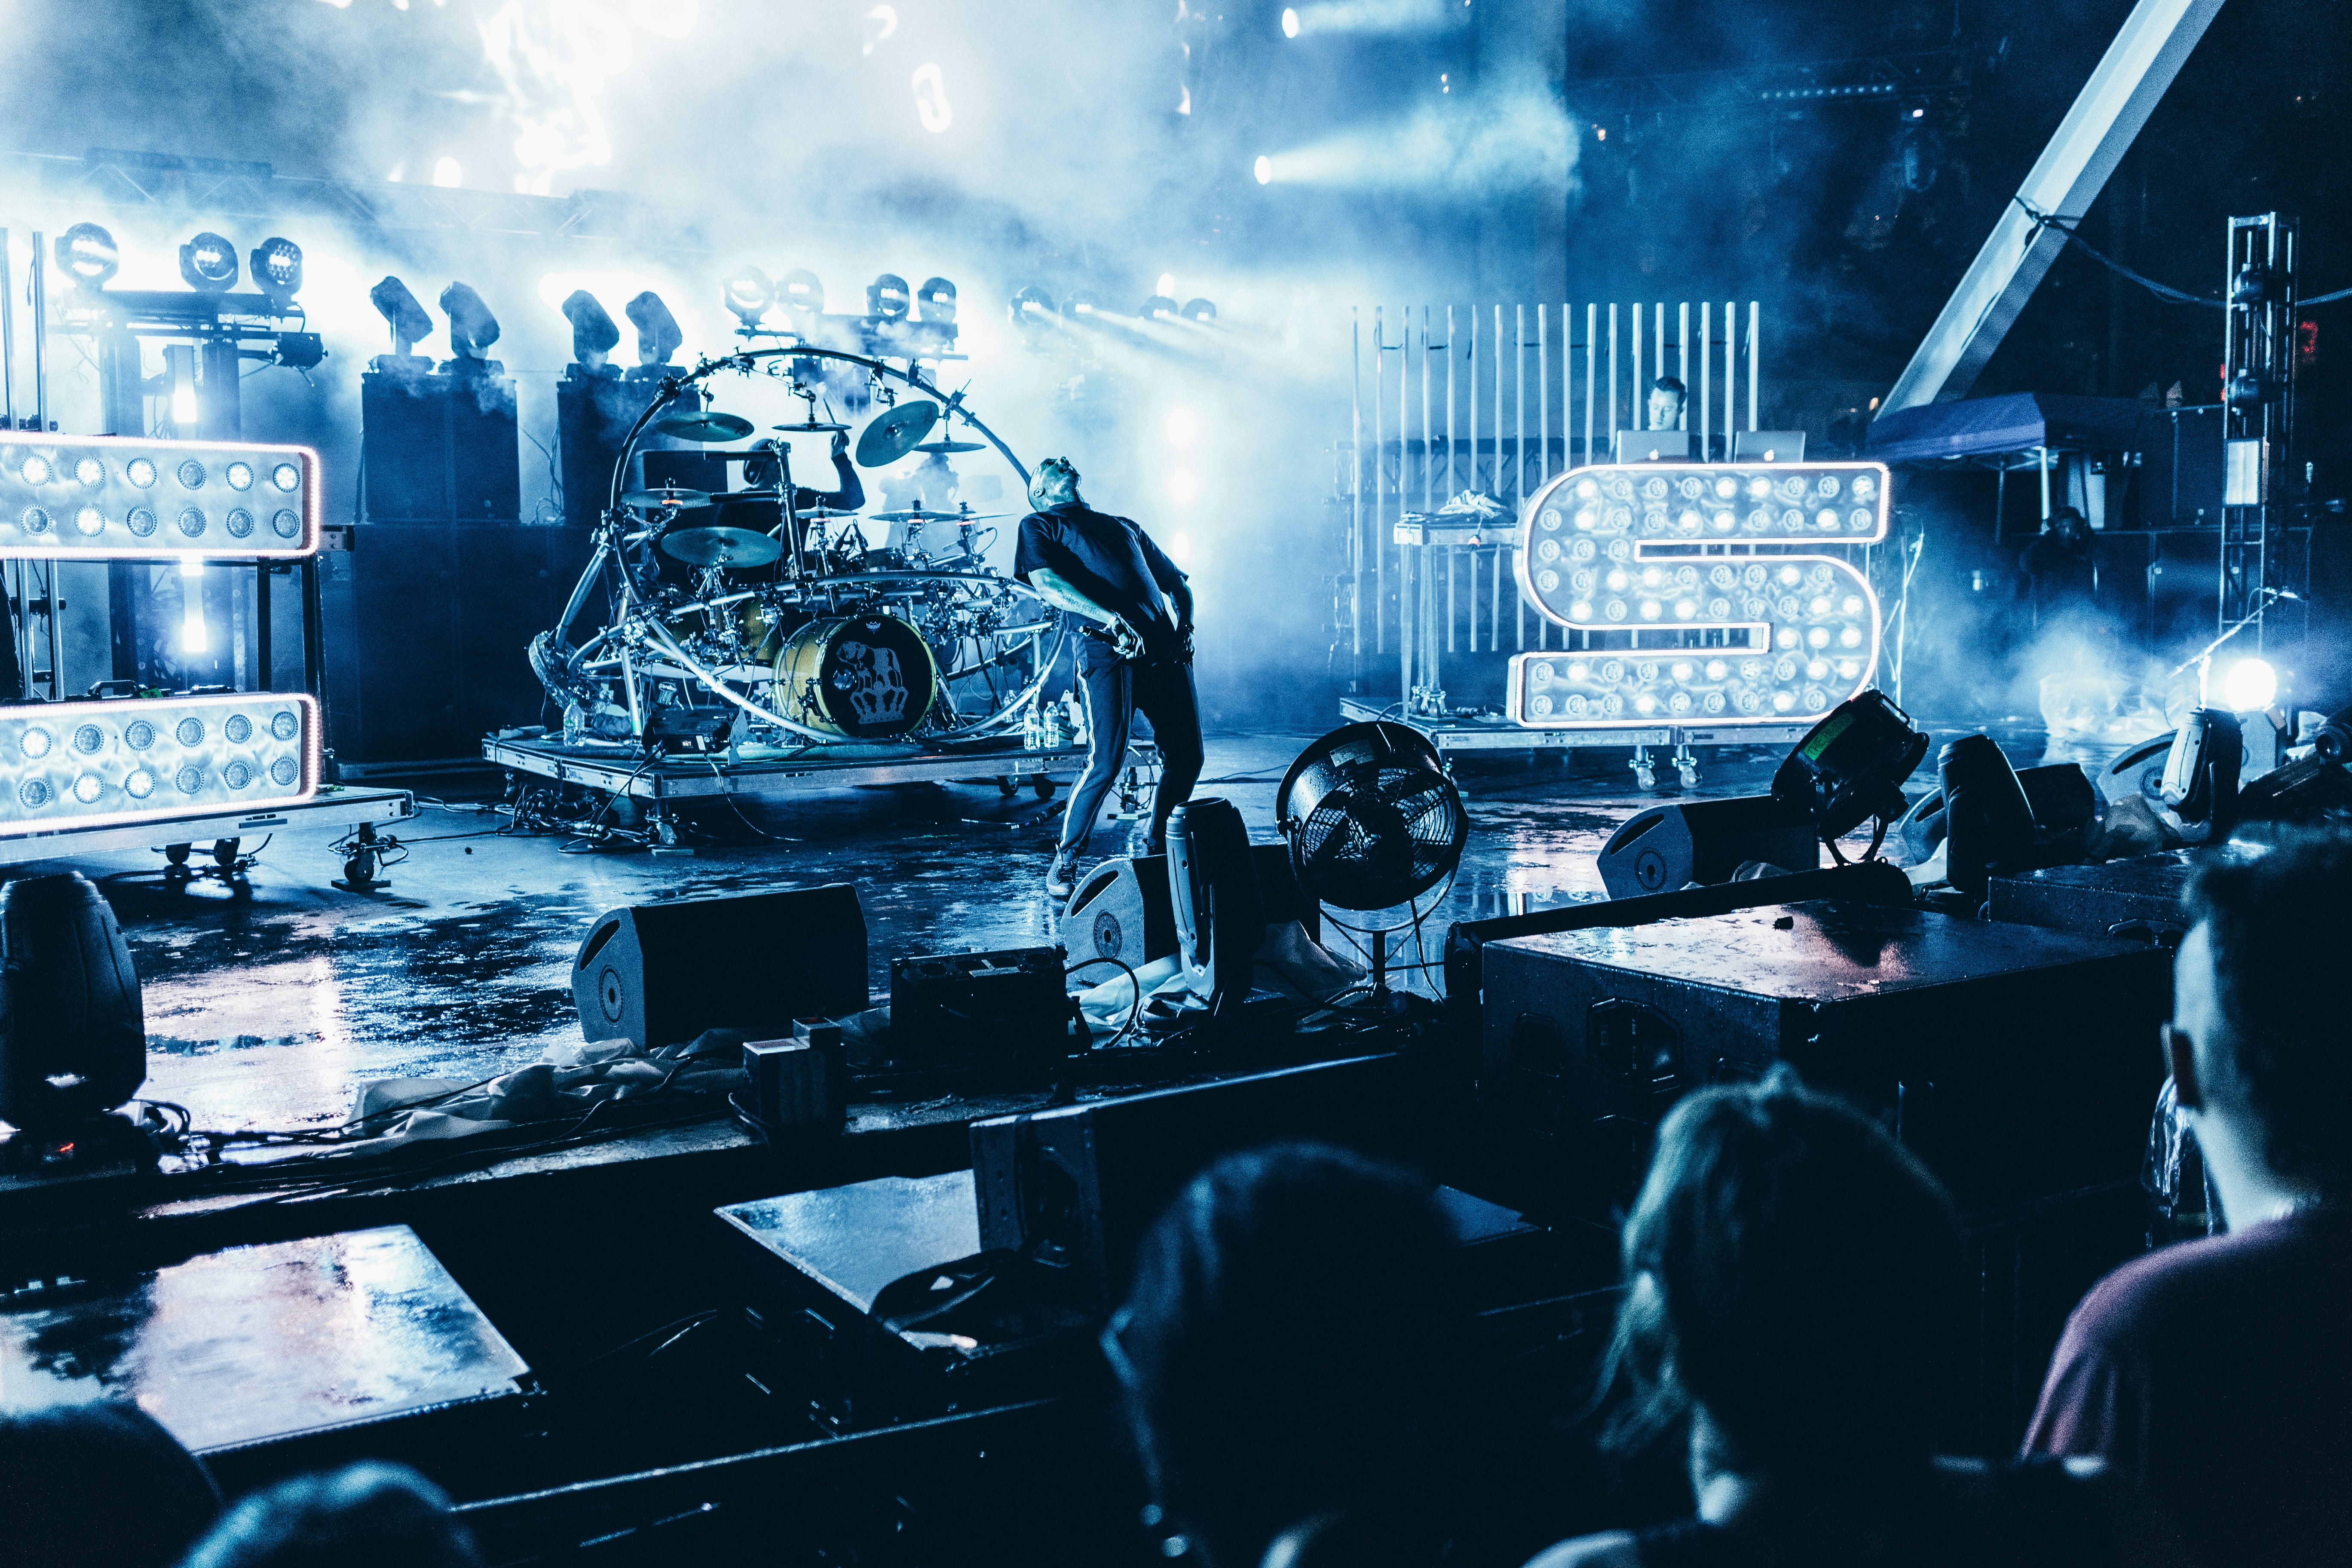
[0,433,320,559]
[1510,462,1891,728]
[0,692,321,835]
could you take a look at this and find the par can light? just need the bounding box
[0,692,320,836]
[0,433,318,559]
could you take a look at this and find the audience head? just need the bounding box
[177,1463,481,1568]
[1109,1141,1465,1568]
[2174,828,2352,1201]
[0,1402,220,1568]
[1604,1068,1965,1482]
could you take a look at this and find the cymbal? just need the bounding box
[621,487,714,509]
[772,420,850,433]
[655,411,755,442]
[869,507,959,523]
[855,401,940,468]
[914,439,985,454]
[660,527,783,568]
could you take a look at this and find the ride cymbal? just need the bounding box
[655,411,756,442]
[854,401,940,468]
[660,527,784,567]
[621,487,714,509]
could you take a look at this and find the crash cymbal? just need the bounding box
[621,487,714,509]
[655,411,756,442]
[913,439,985,454]
[854,401,940,468]
[659,527,783,568]
[772,420,851,433]
[723,491,861,519]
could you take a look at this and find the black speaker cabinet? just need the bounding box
[360,358,521,524]
[1596,794,1819,898]
[572,884,868,1050]
[2136,404,2226,527]
[319,523,595,765]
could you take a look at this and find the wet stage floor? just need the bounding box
[24,728,2060,1136]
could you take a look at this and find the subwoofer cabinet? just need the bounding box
[1480,899,2168,1216]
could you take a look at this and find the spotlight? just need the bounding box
[780,270,824,317]
[53,223,119,288]
[249,237,303,304]
[625,291,682,364]
[438,282,502,358]
[560,290,621,365]
[723,265,774,327]
[1011,285,1058,323]
[368,276,433,355]
[2222,656,2278,713]
[177,232,239,293]
[1140,294,1179,321]
[867,273,911,320]
[1254,154,1273,184]
[273,332,326,371]
[916,276,957,324]
[1065,290,1101,318]
[1180,297,1217,323]
[1771,689,1928,843]
[1281,6,1298,35]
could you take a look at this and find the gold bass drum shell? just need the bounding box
[772,613,939,739]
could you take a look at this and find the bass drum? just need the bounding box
[773,613,939,739]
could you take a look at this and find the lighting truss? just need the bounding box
[0,692,321,836]
[0,433,320,560]
[1508,462,1891,728]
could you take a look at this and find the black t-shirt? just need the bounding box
[1013,501,1186,670]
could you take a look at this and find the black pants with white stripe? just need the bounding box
[1058,655,1204,860]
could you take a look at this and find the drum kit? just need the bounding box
[530,351,1061,752]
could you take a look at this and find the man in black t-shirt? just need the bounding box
[1013,457,1201,899]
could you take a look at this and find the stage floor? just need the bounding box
[18,725,2088,1138]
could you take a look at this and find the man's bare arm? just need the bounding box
[1029,567,1143,656]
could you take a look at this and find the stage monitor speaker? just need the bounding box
[1060,845,1315,972]
[1596,794,1819,898]
[572,883,867,1050]
[971,1052,1411,1307]
[555,365,666,528]
[0,873,145,1134]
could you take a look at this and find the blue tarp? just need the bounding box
[1865,393,2150,465]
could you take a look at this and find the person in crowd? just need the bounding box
[2024,827,2352,1564]
[2019,505,2103,631]
[1526,1070,2166,1568]
[0,1403,220,1568]
[1103,1142,1465,1568]
[176,1462,483,1568]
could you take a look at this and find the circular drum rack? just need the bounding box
[529,346,1066,750]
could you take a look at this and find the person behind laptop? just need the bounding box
[2023,827,2352,1564]
[1646,377,1685,433]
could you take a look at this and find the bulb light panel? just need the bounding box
[0,433,321,560]
[1510,462,1890,728]
[0,692,321,836]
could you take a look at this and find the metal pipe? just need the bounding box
[1515,303,1525,652]
[1583,303,1596,469]
[1607,303,1618,440]
[1374,306,1385,658]
[1724,300,1735,442]
[1,227,15,430]
[1678,303,1690,431]
[30,232,49,433]
[1467,304,1478,506]
[1632,301,1643,423]
[1699,301,1712,458]
[1748,301,1760,431]
[1350,309,1363,666]
[1654,300,1666,410]
[1444,304,1456,498]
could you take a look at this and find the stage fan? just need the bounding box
[1274,721,1469,1001]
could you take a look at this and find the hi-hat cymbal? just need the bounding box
[621,487,714,509]
[660,527,783,567]
[656,411,756,442]
[772,420,850,433]
[855,401,940,468]
[914,439,985,454]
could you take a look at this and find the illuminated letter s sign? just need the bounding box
[1508,462,1890,727]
